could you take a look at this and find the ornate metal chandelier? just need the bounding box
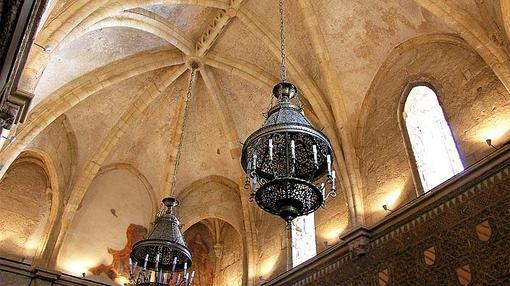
[241,0,337,223]
[129,198,194,285]
[129,68,198,286]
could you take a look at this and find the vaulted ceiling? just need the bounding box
[2,0,510,285]
[20,0,456,198]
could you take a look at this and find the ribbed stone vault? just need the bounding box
[1,0,510,285]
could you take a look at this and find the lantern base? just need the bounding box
[255,177,323,223]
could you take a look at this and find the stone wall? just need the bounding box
[215,223,243,286]
[184,223,216,286]
[0,158,50,263]
[58,167,153,285]
[264,145,510,286]
[357,35,510,225]
[182,220,243,286]
[254,208,288,284]
[28,114,76,204]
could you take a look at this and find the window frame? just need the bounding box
[398,80,465,195]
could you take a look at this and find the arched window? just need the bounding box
[403,85,464,192]
[291,213,316,267]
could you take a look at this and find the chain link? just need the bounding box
[170,68,196,195]
[279,0,288,82]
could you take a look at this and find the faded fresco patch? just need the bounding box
[89,224,147,280]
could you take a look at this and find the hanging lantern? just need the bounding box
[129,198,194,285]
[240,0,337,223]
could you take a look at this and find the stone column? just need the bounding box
[286,225,293,271]
[213,243,223,285]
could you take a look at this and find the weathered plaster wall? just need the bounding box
[103,69,187,197]
[145,4,219,42]
[65,70,159,178]
[57,168,153,285]
[174,78,238,192]
[182,220,243,286]
[358,35,510,225]
[0,160,50,262]
[312,0,451,125]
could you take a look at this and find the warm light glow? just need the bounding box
[476,118,510,144]
[259,256,278,277]
[224,274,242,285]
[116,276,130,285]
[0,232,8,243]
[24,238,40,251]
[323,226,345,242]
[383,189,402,208]
[59,259,97,276]
[371,179,405,213]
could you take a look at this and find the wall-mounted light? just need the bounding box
[33,42,52,53]
[476,117,510,146]
[382,204,394,213]
[486,139,498,150]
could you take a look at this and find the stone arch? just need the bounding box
[397,80,465,195]
[56,165,155,283]
[501,1,510,42]
[357,33,475,152]
[0,149,59,263]
[178,175,242,234]
[356,33,510,225]
[23,0,227,92]
[183,218,244,286]
[80,9,194,55]
[0,48,184,181]
[177,175,247,285]
[17,149,61,266]
[414,0,510,92]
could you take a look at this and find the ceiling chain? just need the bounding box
[170,68,196,196]
[279,0,288,83]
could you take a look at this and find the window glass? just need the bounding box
[291,213,316,267]
[404,85,464,191]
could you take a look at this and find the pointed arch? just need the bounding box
[399,83,464,192]
[0,149,60,266]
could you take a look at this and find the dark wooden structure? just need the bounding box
[0,0,47,128]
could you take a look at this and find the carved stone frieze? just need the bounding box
[265,147,510,286]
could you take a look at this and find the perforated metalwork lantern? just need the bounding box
[241,82,337,223]
[129,198,194,285]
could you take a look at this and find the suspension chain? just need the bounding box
[279,0,288,83]
[170,68,196,196]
